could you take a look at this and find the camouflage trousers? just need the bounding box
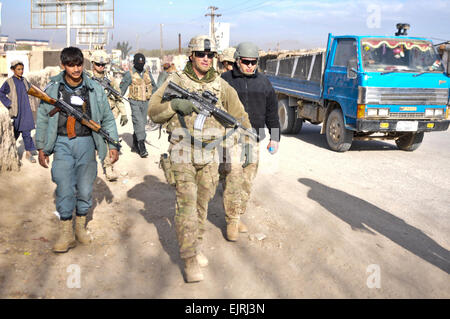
[220,142,260,224]
[171,157,219,259]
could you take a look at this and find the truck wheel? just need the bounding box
[291,117,303,135]
[325,109,354,152]
[278,99,295,134]
[395,132,424,151]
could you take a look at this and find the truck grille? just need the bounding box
[359,87,449,105]
[388,112,425,119]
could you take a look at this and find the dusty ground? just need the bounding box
[0,99,449,299]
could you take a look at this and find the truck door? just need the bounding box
[324,38,359,128]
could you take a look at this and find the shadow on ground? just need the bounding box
[299,177,450,274]
[287,122,398,151]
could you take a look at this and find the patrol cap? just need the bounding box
[188,35,218,55]
[90,50,110,64]
[219,47,236,63]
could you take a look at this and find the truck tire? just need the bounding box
[291,117,303,134]
[278,99,295,134]
[395,132,424,151]
[325,108,354,152]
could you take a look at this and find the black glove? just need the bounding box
[120,115,128,126]
[171,98,195,115]
[241,143,253,168]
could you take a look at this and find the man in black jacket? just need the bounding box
[220,42,280,241]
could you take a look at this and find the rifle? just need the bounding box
[162,81,259,141]
[27,84,121,150]
[87,73,130,103]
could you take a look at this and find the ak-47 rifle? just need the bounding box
[27,84,121,150]
[86,73,130,103]
[162,81,259,141]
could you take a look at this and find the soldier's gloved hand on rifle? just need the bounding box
[170,98,195,115]
[120,115,128,126]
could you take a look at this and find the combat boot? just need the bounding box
[131,133,139,153]
[239,221,248,233]
[75,215,91,244]
[53,219,77,253]
[105,165,119,182]
[196,251,209,267]
[183,256,204,283]
[226,221,239,242]
[137,140,148,158]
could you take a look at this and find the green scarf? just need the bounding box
[184,61,218,83]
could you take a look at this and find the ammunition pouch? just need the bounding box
[159,153,176,186]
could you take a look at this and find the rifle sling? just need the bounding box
[177,113,236,151]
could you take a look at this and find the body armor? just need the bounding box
[129,69,153,101]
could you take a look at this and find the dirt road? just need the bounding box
[0,107,449,298]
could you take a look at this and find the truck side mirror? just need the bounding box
[347,59,358,79]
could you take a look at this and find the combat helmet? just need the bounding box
[234,42,259,60]
[219,47,236,63]
[188,35,218,55]
[91,50,110,64]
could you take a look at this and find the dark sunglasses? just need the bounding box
[94,62,107,67]
[240,59,258,66]
[194,52,215,59]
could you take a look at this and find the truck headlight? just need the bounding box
[425,108,444,117]
[378,108,389,117]
[425,109,435,117]
[367,108,389,117]
[367,108,378,117]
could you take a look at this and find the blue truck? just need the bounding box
[263,27,450,151]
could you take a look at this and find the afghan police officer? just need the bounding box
[89,50,128,181]
[221,42,280,241]
[120,53,156,158]
[35,47,119,253]
[149,35,252,283]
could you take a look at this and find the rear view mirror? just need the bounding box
[347,59,358,79]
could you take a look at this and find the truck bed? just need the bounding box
[264,50,325,104]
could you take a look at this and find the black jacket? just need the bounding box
[221,65,280,142]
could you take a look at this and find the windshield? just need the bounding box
[360,38,444,73]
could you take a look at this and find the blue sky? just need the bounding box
[1,0,450,51]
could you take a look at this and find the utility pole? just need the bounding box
[160,24,164,58]
[178,33,182,54]
[66,3,71,47]
[205,6,221,41]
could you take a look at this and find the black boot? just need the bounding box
[137,140,148,158]
[131,133,139,153]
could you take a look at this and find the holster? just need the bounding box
[159,153,176,186]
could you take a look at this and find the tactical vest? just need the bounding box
[166,71,230,144]
[57,83,92,137]
[129,69,152,101]
[6,77,32,118]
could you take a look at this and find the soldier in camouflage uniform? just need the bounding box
[149,35,252,283]
[89,51,128,181]
[218,47,236,74]
[221,42,280,241]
